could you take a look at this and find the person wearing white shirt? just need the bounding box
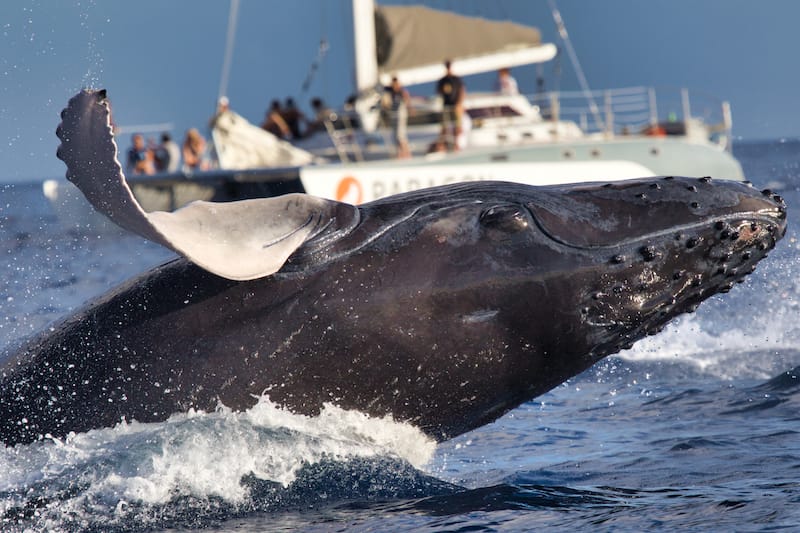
[496,68,519,95]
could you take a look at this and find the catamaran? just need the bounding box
[45,0,744,228]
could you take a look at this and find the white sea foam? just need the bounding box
[0,397,436,516]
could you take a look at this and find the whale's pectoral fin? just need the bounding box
[147,194,356,280]
[56,89,359,281]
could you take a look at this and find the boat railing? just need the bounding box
[530,86,734,151]
[322,110,365,162]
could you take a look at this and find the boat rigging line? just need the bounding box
[301,39,331,95]
[547,0,604,130]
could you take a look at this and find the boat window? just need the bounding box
[467,106,522,119]
[406,111,442,127]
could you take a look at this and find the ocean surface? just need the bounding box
[1,140,799,532]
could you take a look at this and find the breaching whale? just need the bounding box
[0,90,787,446]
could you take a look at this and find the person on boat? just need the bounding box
[281,97,306,139]
[495,67,519,96]
[182,128,210,172]
[456,112,472,151]
[306,97,333,136]
[436,59,465,151]
[126,133,155,175]
[153,132,181,173]
[261,99,291,139]
[383,76,411,159]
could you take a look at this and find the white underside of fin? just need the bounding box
[56,90,352,281]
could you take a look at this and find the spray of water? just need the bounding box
[621,237,800,379]
[77,0,106,89]
[0,396,435,514]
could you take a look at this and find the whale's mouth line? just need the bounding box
[532,210,784,251]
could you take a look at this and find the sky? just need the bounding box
[1,0,799,183]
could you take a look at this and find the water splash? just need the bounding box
[77,0,106,89]
[620,241,800,379]
[0,397,436,530]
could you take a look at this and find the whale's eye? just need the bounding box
[479,205,529,232]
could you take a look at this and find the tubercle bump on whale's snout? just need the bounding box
[757,187,788,231]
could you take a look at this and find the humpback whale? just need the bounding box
[0,90,787,446]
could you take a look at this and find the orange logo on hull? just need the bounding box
[336,176,363,204]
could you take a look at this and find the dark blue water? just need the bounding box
[1,140,799,531]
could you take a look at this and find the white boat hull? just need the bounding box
[300,160,653,204]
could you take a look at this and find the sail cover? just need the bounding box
[211,110,315,169]
[375,5,557,86]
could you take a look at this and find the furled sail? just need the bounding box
[375,4,557,86]
[211,109,316,169]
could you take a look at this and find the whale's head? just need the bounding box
[522,176,786,354]
[369,177,787,373]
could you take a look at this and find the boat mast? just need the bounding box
[218,0,240,101]
[352,0,378,93]
[349,0,381,132]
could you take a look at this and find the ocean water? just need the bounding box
[1,140,799,532]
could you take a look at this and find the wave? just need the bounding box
[1,357,798,531]
[0,398,438,531]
